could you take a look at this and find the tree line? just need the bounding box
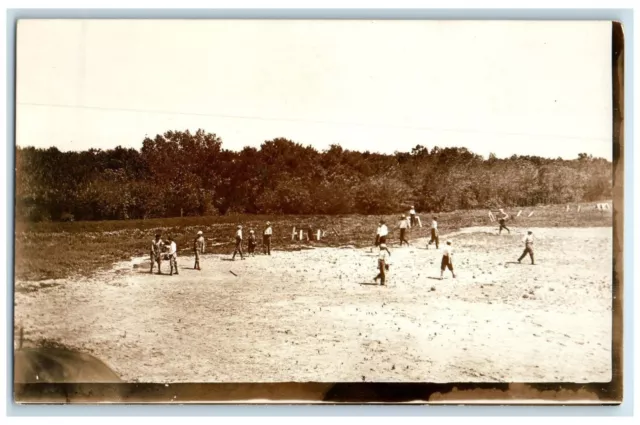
[15,129,612,222]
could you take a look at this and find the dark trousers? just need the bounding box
[440,255,453,272]
[399,228,409,245]
[375,259,386,284]
[499,219,510,234]
[248,242,256,254]
[410,214,416,227]
[150,252,162,273]
[194,250,201,269]
[232,238,244,259]
[428,229,439,249]
[375,235,387,246]
[169,255,178,275]
[518,246,534,264]
[263,235,271,255]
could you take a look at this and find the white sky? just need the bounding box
[16,19,613,160]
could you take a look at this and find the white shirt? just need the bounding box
[378,249,390,261]
[431,220,438,230]
[442,245,453,257]
[236,229,243,239]
[409,208,416,215]
[398,219,408,229]
[523,235,534,245]
[167,241,177,257]
[264,226,272,236]
[377,224,388,237]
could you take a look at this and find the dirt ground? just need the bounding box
[14,226,612,383]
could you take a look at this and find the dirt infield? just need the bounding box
[14,226,612,383]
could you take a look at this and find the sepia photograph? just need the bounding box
[12,19,622,403]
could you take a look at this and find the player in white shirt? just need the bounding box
[375,219,389,246]
[398,214,410,246]
[263,221,273,255]
[409,206,417,227]
[517,230,535,264]
[439,240,456,280]
[427,217,440,249]
[166,236,179,276]
[232,225,245,260]
[374,243,392,286]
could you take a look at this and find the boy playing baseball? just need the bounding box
[374,243,392,286]
[518,230,535,265]
[167,236,179,276]
[440,240,456,280]
[232,225,244,260]
[193,230,205,270]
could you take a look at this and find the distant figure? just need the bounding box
[498,209,511,234]
[398,214,410,246]
[409,206,417,227]
[167,236,178,276]
[232,225,245,260]
[263,221,273,255]
[150,233,165,274]
[427,217,439,249]
[193,230,205,270]
[248,230,257,256]
[518,230,535,265]
[440,240,456,280]
[375,219,389,246]
[374,243,392,286]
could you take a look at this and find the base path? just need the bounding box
[14,226,612,383]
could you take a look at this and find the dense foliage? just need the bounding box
[15,129,612,222]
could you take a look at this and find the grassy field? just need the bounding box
[14,201,612,282]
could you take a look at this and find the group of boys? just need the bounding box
[231,221,273,260]
[149,221,274,274]
[372,207,535,285]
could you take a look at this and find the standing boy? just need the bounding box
[498,209,511,234]
[150,233,165,274]
[232,225,244,260]
[409,206,417,227]
[248,230,257,256]
[167,236,179,276]
[440,240,456,280]
[518,230,535,265]
[374,243,392,286]
[193,230,205,270]
[398,214,410,246]
[263,221,273,255]
[375,219,389,246]
[427,216,440,249]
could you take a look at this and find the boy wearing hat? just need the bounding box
[398,214,410,246]
[498,209,511,234]
[193,230,205,270]
[374,243,392,286]
[427,217,440,249]
[232,225,244,260]
[375,219,388,246]
[150,233,165,274]
[248,229,257,256]
[518,230,535,265]
[167,236,179,276]
[263,221,273,255]
[440,240,456,280]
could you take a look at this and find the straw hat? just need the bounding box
[197,231,203,235]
